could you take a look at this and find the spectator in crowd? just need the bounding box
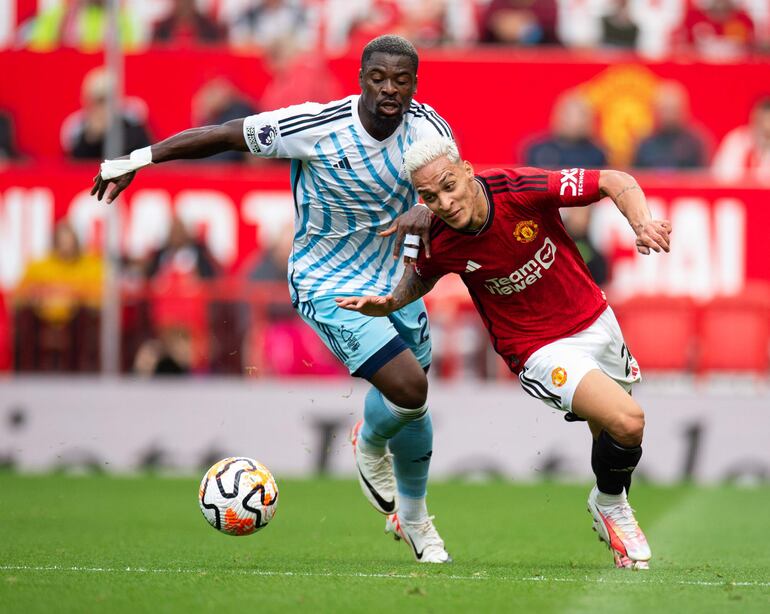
[677,0,755,59]
[397,0,479,46]
[191,78,257,162]
[321,0,379,52]
[0,111,17,161]
[259,39,343,111]
[600,0,639,49]
[242,218,345,377]
[23,0,139,52]
[246,219,294,287]
[524,91,607,168]
[556,0,685,58]
[562,206,609,287]
[633,80,708,170]
[61,67,152,160]
[741,0,770,52]
[480,0,559,46]
[152,0,226,46]
[229,0,315,50]
[712,96,770,182]
[143,215,219,372]
[629,0,687,58]
[13,221,102,372]
[145,215,219,282]
[236,205,293,316]
[344,0,407,51]
[133,328,193,376]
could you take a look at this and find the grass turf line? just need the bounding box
[1,474,768,613]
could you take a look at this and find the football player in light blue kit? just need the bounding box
[92,35,453,563]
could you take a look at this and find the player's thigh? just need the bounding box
[386,298,432,369]
[572,369,645,446]
[295,296,411,376]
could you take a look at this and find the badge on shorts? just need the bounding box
[551,367,567,387]
[514,220,539,243]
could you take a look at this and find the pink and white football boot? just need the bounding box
[587,485,651,570]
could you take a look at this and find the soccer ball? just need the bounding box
[198,457,279,536]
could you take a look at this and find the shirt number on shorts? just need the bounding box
[418,312,430,344]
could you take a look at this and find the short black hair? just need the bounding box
[361,35,418,73]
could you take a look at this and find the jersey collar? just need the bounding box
[457,176,495,236]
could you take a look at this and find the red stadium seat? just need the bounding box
[612,295,698,372]
[696,284,770,374]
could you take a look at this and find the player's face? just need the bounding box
[358,53,417,133]
[413,156,478,230]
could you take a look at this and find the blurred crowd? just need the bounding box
[7,206,343,377]
[4,60,766,178]
[2,0,770,377]
[1,0,768,58]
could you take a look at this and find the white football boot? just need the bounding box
[587,485,651,570]
[385,513,452,563]
[350,420,397,514]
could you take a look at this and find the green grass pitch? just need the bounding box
[1,474,768,613]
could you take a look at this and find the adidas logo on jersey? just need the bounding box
[465,260,482,273]
[332,156,353,170]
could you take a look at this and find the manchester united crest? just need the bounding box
[551,367,567,387]
[514,220,539,243]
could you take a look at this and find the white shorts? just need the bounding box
[518,306,641,413]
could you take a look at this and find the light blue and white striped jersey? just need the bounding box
[242,95,452,305]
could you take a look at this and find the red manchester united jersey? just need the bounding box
[415,167,608,373]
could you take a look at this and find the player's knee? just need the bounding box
[610,405,645,447]
[385,370,428,410]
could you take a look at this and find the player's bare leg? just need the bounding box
[571,369,651,569]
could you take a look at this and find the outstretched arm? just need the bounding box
[598,170,671,255]
[91,118,247,203]
[335,265,440,317]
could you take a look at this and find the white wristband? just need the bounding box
[403,233,420,260]
[100,146,153,180]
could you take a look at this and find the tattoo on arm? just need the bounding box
[391,266,438,309]
[614,184,641,201]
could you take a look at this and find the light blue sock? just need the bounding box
[360,387,406,450]
[388,412,433,499]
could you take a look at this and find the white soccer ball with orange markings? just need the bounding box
[198,457,279,536]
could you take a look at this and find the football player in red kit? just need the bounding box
[336,137,672,570]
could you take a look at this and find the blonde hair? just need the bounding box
[403,137,460,182]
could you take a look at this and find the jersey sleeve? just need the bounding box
[242,98,352,160]
[410,101,454,140]
[544,167,602,207]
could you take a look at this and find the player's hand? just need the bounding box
[335,295,397,317]
[379,205,432,260]
[91,170,136,204]
[634,219,672,255]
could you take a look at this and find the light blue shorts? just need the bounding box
[296,295,432,378]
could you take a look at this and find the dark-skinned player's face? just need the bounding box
[413,156,477,230]
[359,52,417,128]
